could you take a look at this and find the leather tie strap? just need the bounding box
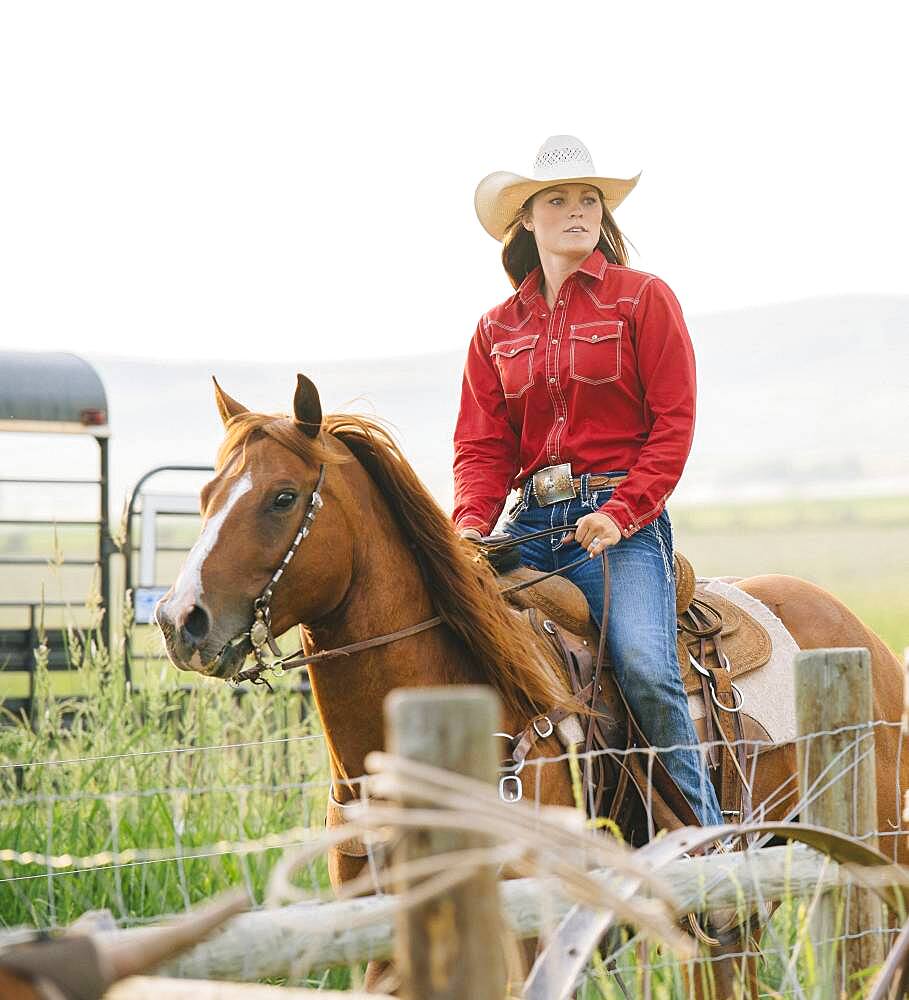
[234,616,444,684]
[678,598,723,639]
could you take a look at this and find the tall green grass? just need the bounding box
[0,618,363,988]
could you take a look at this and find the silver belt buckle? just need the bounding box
[531,463,576,505]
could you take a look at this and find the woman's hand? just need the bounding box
[565,512,621,558]
[459,527,483,542]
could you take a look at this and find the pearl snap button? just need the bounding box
[558,416,565,422]
[551,338,557,344]
[592,335,598,341]
[549,377,556,384]
[558,299,564,306]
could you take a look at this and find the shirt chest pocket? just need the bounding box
[568,321,623,385]
[490,334,539,398]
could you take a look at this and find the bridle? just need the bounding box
[232,463,445,688]
[229,463,602,688]
[240,463,326,676]
[228,462,325,688]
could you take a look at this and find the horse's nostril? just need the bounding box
[182,605,211,646]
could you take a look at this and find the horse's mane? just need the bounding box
[217,410,574,719]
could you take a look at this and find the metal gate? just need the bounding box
[123,464,212,681]
[0,352,113,720]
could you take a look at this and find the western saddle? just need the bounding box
[495,551,773,837]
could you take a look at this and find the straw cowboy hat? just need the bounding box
[474,135,642,242]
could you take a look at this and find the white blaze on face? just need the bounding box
[169,472,253,619]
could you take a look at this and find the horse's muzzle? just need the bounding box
[155,593,216,673]
[208,636,252,680]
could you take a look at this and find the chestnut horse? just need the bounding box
[156,375,907,997]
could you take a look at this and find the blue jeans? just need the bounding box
[503,472,723,827]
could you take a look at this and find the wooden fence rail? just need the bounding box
[138,844,857,980]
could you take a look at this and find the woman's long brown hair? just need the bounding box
[501,190,635,290]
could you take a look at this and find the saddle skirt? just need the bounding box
[687,577,801,746]
[676,583,772,694]
[496,551,774,693]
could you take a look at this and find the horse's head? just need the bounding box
[155,375,355,679]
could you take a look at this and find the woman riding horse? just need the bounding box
[453,135,723,827]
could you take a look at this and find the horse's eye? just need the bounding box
[273,490,297,510]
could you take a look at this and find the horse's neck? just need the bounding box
[305,486,481,796]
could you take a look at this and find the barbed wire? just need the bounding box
[1,722,899,877]
[0,775,334,810]
[0,731,325,772]
[2,719,898,787]
[513,718,900,768]
[0,820,349,879]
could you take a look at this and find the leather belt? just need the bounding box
[580,474,628,489]
[523,464,628,506]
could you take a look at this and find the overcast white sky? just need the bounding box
[1,1,906,364]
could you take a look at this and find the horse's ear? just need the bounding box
[212,377,249,427]
[293,374,323,438]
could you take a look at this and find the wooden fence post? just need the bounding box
[795,647,886,994]
[385,686,507,1000]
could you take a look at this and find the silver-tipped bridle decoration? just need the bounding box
[238,464,327,681]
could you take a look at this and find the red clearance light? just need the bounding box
[80,408,107,426]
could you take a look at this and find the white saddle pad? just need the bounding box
[686,577,800,745]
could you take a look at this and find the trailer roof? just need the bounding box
[0,352,109,436]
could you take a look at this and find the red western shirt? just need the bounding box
[452,248,697,538]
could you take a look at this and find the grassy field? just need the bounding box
[670,494,908,654]
[0,495,905,993]
[0,641,360,988]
